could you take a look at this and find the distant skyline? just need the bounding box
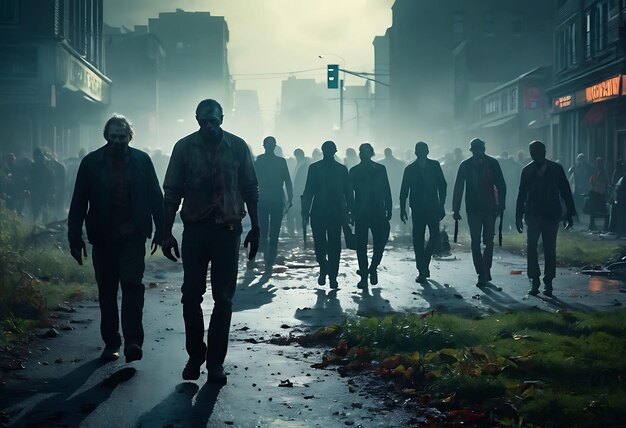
[104,0,394,132]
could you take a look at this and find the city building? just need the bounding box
[471,67,552,156]
[148,9,233,147]
[388,0,555,149]
[274,76,337,152]
[372,29,391,145]
[230,89,263,149]
[0,0,110,158]
[104,24,164,149]
[547,0,626,170]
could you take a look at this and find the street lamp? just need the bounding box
[318,54,345,129]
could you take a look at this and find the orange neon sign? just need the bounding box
[585,76,622,103]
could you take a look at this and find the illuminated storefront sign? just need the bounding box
[57,47,110,103]
[554,94,573,109]
[585,75,622,103]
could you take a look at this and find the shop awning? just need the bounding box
[581,105,608,126]
[471,115,516,130]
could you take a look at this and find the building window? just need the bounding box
[484,14,495,37]
[0,0,18,24]
[585,11,592,58]
[595,1,608,52]
[569,21,577,65]
[453,13,464,34]
[512,15,523,36]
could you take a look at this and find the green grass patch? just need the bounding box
[502,230,625,266]
[0,206,96,348]
[329,310,626,426]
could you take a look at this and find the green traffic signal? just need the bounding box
[327,64,339,89]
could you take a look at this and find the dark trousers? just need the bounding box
[92,236,146,349]
[525,215,559,282]
[311,216,342,279]
[411,211,439,273]
[467,211,497,277]
[259,201,283,267]
[355,216,390,274]
[181,220,241,366]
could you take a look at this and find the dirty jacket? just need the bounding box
[68,146,164,247]
[516,159,576,222]
[349,161,392,220]
[400,158,447,219]
[301,159,353,223]
[452,155,506,214]
[162,130,258,224]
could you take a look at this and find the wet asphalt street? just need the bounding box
[1,226,624,427]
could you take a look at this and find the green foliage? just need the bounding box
[503,230,625,266]
[0,206,95,342]
[335,309,626,426]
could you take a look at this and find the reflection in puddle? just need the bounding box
[588,277,625,292]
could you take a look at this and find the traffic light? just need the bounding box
[327,64,339,89]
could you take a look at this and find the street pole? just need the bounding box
[340,78,344,130]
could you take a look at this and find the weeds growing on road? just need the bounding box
[304,310,626,427]
[502,229,625,267]
[0,206,95,354]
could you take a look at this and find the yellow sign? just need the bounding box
[585,76,621,103]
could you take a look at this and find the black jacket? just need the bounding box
[516,159,576,222]
[453,155,506,214]
[349,161,392,220]
[400,158,447,219]
[301,159,353,222]
[68,146,164,247]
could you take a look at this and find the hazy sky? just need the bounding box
[104,0,394,128]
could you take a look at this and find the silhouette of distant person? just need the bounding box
[516,140,575,297]
[379,147,406,232]
[499,151,521,230]
[568,153,593,214]
[343,147,359,171]
[254,136,293,271]
[349,143,392,289]
[452,138,506,287]
[162,99,259,383]
[44,148,67,221]
[29,147,54,223]
[68,114,163,363]
[400,142,446,283]
[587,157,609,231]
[609,171,626,237]
[292,148,311,233]
[301,141,353,288]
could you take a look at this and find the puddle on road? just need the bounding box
[587,276,626,292]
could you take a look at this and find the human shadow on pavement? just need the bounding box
[352,287,395,317]
[294,289,345,327]
[12,366,135,427]
[135,381,223,427]
[233,269,276,312]
[476,284,532,312]
[418,279,483,317]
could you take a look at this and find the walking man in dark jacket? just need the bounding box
[516,140,575,297]
[68,114,164,363]
[452,138,506,286]
[162,99,259,384]
[254,136,293,272]
[400,141,447,283]
[349,143,392,289]
[301,141,353,289]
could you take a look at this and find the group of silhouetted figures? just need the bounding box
[2,98,625,386]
